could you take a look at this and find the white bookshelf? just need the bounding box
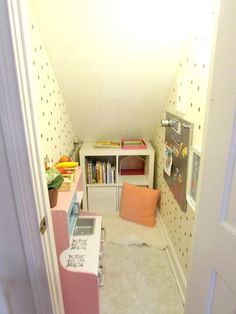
[79,142,155,211]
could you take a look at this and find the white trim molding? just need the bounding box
[158,212,187,304]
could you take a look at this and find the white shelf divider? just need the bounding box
[80,142,154,211]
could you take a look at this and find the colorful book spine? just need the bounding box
[86,159,116,184]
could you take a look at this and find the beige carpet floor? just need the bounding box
[99,210,184,314]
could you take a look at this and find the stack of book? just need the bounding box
[86,160,116,184]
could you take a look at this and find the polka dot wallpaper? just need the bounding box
[29,15,76,166]
[27,2,215,286]
[152,27,215,282]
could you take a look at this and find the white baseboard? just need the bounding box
[158,212,187,304]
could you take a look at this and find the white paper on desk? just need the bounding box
[164,144,173,176]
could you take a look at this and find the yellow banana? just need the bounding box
[56,161,78,168]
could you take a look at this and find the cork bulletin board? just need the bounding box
[163,112,193,212]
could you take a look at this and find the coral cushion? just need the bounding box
[120,183,161,227]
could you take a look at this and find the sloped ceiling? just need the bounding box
[30,0,201,141]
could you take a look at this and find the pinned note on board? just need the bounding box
[164,144,173,176]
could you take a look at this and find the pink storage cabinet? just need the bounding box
[59,267,99,314]
[51,166,103,314]
[51,167,83,255]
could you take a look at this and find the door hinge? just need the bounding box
[40,216,47,235]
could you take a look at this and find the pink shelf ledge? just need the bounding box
[51,167,82,213]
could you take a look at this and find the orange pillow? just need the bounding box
[120,183,161,227]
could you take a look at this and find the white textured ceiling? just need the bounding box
[29,0,204,141]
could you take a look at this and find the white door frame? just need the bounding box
[0,0,64,313]
[185,0,236,312]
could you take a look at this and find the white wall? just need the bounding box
[30,0,195,141]
[151,2,218,300]
[27,2,77,165]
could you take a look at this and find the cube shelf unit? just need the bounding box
[79,142,155,211]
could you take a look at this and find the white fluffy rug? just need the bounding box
[100,209,167,249]
[99,210,184,314]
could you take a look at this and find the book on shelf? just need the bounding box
[94,141,121,148]
[86,160,116,184]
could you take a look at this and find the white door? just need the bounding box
[185,0,236,313]
[0,0,64,313]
